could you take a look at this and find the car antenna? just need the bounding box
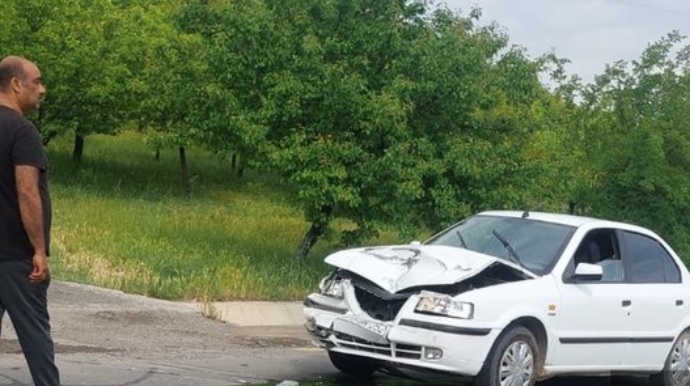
[521,210,530,218]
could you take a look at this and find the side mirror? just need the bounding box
[573,263,603,281]
[410,240,422,246]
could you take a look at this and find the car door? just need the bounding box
[552,229,629,367]
[617,230,685,367]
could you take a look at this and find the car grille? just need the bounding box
[334,331,422,359]
[354,285,408,321]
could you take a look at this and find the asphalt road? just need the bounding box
[0,281,652,386]
[0,281,334,386]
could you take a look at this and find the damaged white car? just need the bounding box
[304,211,690,386]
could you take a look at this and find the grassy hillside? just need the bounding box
[47,131,406,301]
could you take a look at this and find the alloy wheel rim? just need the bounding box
[670,336,690,386]
[499,341,534,386]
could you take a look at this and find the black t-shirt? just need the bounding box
[0,105,51,260]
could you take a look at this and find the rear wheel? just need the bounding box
[474,326,538,386]
[328,351,379,378]
[651,330,690,386]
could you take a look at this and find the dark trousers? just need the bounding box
[0,259,60,386]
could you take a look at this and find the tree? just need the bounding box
[180,0,433,257]
[262,0,436,258]
[177,0,277,174]
[180,0,583,259]
[124,0,210,196]
[579,32,690,257]
[397,8,580,231]
[22,0,139,159]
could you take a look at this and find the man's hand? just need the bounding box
[29,253,49,283]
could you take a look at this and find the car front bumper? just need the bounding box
[304,294,499,377]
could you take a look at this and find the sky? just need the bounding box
[442,0,690,84]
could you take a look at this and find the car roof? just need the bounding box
[477,210,626,229]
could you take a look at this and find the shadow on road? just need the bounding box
[299,373,651,386]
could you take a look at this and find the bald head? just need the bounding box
[0,56,30,92]
[0,56,45,114]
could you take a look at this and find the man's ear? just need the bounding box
[11,77,22,93]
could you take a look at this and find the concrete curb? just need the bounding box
[207,301,305,326]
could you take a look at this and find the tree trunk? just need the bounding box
[179,146,191,198]
[231,153,237,171]
[154,148,160,161]
[238,155,245,178]
[296,206,333,261]
[36,110,54,146]
[72,133,85,162]
[42,131,56,147]
[296,222,325,261]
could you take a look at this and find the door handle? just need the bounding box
[677,300,684,306]
[622,300,632,307]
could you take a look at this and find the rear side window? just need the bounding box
[622,231,681,283]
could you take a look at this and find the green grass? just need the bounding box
[47,131,405,300]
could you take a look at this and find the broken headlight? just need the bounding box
[320,276,346,299]
[415,292,474,319]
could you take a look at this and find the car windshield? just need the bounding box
[424,215,575,275]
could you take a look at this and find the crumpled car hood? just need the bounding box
[325,245,535,293]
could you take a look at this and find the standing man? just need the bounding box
[0,56,60,386]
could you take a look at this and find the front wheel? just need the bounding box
[474,326,538,386]
[650,330,690,386]
[328,351,378,378]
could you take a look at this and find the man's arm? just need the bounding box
[15,164,49,283]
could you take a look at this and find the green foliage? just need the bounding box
[578,32,690,259]
[1,0,206,158]
[7,0,690,274]
[21,0,134,139]
[178,0,582,258]
[180,0,429,255]
[112,0,216,156]
[177,0,276,154]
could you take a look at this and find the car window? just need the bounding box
[570,229,624,283]
[621,231,681,283]
[425,215,575,275]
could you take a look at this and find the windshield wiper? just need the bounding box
[491,229,524,268]
[456,230,468,249]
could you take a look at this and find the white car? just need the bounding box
[303,211,690,386]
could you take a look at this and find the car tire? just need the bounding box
[650,329,690,386]
[328,351,378,378]
[474,326,538,386]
